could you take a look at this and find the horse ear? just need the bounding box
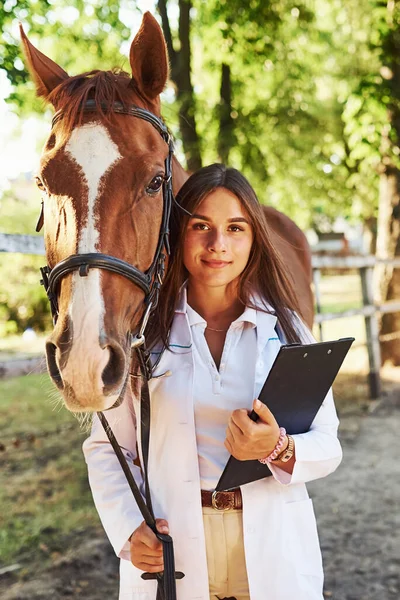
[129,12,169,101]
[20,24,69,100]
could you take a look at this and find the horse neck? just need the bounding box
[172,155,189,194]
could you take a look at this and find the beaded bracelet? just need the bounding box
[258,427,287,464]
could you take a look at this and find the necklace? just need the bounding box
[206,326,228,332]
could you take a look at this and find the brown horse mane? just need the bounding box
[47,69,144,140]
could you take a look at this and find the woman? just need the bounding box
[83,164,342,600]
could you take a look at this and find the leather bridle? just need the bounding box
[38,99,189,357]
[37,100,188,599]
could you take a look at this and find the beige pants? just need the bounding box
[202,507,250,600]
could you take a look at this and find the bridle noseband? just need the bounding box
[38,99,189,366]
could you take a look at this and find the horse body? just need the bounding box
[264,206,313,327]
[21,12,313,414]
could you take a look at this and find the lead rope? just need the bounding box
[97,348,184,600]
[136,348,184,600]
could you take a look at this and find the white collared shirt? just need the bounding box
[185,294,261,491]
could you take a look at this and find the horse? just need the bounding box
[21,11,313,415]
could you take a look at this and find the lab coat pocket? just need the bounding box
[119,559,156,600]
[283,498,323,577]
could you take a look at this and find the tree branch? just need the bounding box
[176,0,202,171]
[156,0,201,170]
[157,0,177,73]
[218,63,235,163]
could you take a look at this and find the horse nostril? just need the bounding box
[45,342,64,389]
[102,343,126,393]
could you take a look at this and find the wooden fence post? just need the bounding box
[312,267,324,341]
[360,266,382,399]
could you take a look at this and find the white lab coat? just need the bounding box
[83,295,342,600]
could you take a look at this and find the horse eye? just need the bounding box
[146,174,164,194]
[35,176,46,192]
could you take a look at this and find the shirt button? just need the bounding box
[215,375,219,381]
[257,360,264,369]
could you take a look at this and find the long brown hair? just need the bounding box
[147,163,303,348]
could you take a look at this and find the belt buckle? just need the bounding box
[211,490,235,511]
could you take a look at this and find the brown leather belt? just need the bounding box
[201,488,242,511]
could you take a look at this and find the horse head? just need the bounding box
[21,13,185,412]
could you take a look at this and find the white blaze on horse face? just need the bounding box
[63,123,122,407]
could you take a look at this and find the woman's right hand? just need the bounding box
[130,518,169,572]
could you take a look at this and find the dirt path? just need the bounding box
[1,397,399,600]
[310,396,400,600]
[0,534,119,600]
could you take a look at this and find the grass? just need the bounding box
[0,374,100,567]
[314,272,363,314]
[312,273,369,375]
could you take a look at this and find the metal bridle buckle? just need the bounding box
[211,490,235,511]
[131,333,145,349]
[131,301,153,350]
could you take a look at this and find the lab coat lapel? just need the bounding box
[147,307,211,600]
[253,301,281,399]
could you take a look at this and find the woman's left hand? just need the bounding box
[225,399,281,461]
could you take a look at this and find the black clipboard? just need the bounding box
[216,337,354,491]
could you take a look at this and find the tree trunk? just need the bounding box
[363,216,377,255]
[378,205,400,364]
[374,1,400,365]
[375,165,400,305]
[217,63,235,164]
[157,0,202,172]
[375,152,400,367]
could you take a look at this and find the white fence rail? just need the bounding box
[0,233,44,255]
[1,233,400,399]
[312,255,400,399]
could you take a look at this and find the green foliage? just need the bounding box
[0,253,51,336]
[0,189,51,336]
[1,0,134,113]
[190,0,368,228]
[0,187,41,235]
[1,0,385,230]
